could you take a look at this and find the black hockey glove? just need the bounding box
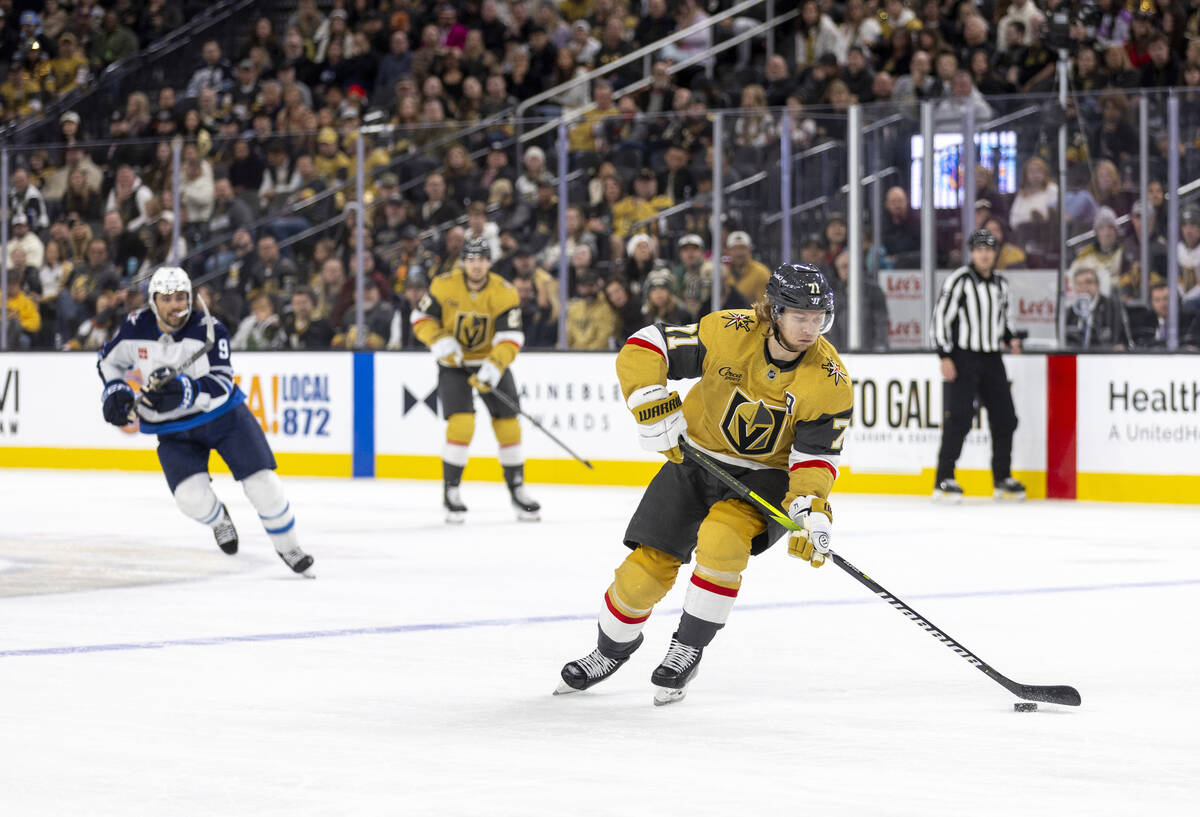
[140,368,198,413]
[101,380,135,427]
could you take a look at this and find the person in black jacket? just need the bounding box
[282,288,334,350]
[827,250,890,352]
[930,229,1024,502]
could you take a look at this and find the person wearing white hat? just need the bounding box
[722,230,770,307]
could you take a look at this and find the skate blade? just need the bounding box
[932,491,963,504]
[993,490,1026,501]
[515,509,541,522]
[553,681,582,696]
[652,686,688,706]
[445,511,466,524]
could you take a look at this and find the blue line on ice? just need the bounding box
[3,577,1198,658]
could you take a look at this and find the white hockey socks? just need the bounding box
[173,474,225,528]
[241,469,299,552]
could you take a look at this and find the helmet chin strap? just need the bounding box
[771,309,803,354]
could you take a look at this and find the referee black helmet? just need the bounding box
[968,229,998,250]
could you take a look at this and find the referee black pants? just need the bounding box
[935,350,1018,484]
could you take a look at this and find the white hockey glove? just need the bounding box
[627,384,685,463]
[786,495,833,568]
[430,335,463,367]
[468,358,503,393]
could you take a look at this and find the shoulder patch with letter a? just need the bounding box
[720,388,787,456]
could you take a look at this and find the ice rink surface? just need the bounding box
[2,469,1198,817]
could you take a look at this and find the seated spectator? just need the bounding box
[1118,199,1169,299]
[793,0,838,71]
[985,218,1027,271]
[826,249,890,352]
[8,213,45,269]
[1179,206,1200,302]
[90,9,139,73]
[186,39,233,99]
[180,148,216,234]
[5,273,42,348]
[207,178,255,248]
[49,31,90,97]
[541,205,600,273]
[1065,266,1130,349]
[281,287,334,351]
[612,169,673,239]
[515,146,553,205]
[254,235,301,297]
[105,165,155,231]
[881,187,920,265]
[513,274,557,348]
[1009,157,1058,231]
[933,70,993,131]
[464,200,501,261]
[101,211,147,281]
[821,213,848,268]
[722,231,770,308]
[137,210,187,282]
[231,293,285,351]
[604,275,642,344]
[417,171,462,230]
[512,245,561,329]
[622,233,662,294]
[642,267,694,326]
[429,226,466,278]
[336,278,399,350]
[672,233,714,318]
[10,168,49,230]
[372,194,413,249]
[1069,207,1128,295]
[566,270,617,349]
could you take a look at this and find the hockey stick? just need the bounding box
[484,384,594,470]
[678,441,1082,707]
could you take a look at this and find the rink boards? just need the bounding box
[0,351,1197,503]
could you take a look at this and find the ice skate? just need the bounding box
[994,477,1026,501]
[444,484,467,524]
[651,635,703,706]
[933,477,964,504]
[276,545,315,578]
[212,504,238,555]
[510,484,541,522]
[555,633,643,695]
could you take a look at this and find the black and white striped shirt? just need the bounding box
[931,265,1014,356]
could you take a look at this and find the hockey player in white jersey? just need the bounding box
[97,267,315,576]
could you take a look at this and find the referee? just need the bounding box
[931,229,1025,502]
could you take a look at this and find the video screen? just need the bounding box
[910,131,1018,209]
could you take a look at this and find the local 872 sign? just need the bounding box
[231,354,353,452]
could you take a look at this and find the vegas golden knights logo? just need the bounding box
[454,312,492,351]
[720,389,787,456]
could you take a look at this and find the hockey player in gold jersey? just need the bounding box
[556,263,853,704]
[410,237,541,522]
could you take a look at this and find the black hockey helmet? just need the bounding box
[968,229,998,250]
[463,237,490,259]
[766,263,835,334]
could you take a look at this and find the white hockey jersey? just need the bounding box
[97,308,245,434]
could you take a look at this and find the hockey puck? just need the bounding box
[1014,702,1038,712]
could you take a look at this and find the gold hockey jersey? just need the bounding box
[617,309,854,504]
[411,270,524,367]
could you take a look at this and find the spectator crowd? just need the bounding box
[5,0,1200,353]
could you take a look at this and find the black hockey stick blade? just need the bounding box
[679,441,1082,707]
